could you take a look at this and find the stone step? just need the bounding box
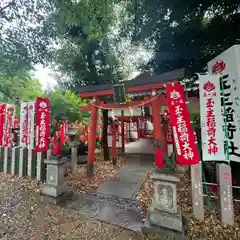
[62,193,144,232]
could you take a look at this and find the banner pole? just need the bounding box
[219,75,230,165]
[183,80,213,215]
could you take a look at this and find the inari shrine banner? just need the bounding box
[27,101,35,149]
[19,101,36,149]
[0,104,6,145]
[3,104,15,148]
[19,102,28,147]
[199,75,225,161]
[35,97,50,152]
[166,83,200,165]
[208,45,240,162]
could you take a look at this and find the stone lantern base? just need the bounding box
[145,168,184,233]
[41,158,69,205]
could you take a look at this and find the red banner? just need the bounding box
[0,104,6,145]
[60,124,65,144]
[3,104,15,147]
[35,97,50,152]
[14,116,19,129]
[166,83,200,165]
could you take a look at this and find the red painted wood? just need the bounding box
[80,95,199,112]
[88,103,98,165]
[79,81,179,98]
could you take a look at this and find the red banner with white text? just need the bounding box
[166,83,200,165]
[0,104,6,145]
[35,97,50,152]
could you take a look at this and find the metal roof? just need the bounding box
[76,68,185,93]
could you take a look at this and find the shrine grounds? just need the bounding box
[0,173,171,240]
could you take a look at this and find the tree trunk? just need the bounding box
[102,109,109,160]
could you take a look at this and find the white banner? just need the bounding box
[199,74,225,161]
[208,45,240,162]
[19,102,28,147]
[27,101,35,149]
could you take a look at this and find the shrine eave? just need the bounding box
[77,68,185,98]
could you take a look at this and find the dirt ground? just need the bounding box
[138,168,240,240]
[0,160,171,240]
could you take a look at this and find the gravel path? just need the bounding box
[0,173,171,240]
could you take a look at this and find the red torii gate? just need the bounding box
[78,69,199,176]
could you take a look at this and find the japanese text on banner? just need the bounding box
[3,104,15,148]
[35,97,50,152]
[208,47,240,162]
[27,101,35,149]
[0,104,6,146]
[199,75,225,161]
[19,103,28,147]
[166,83,200,165]
[220,74,240,160]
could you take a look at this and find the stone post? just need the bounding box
[4,147,10,174]
[0,146,4,172]
[36,152,44,181]
[191,163,204,221]
[41,158,68,205]
[47,149,52,159]
[27,149,35,178]
[11,146,18,176]
[19,147,27,177]
[70,143,78,173]
[217,163,234,226]
[147,168,183,233]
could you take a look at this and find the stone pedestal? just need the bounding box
[41,158,68,205]
[19,147,27,177]
[0,146,4,172]
[36,152,44,181]
[147,168,183,233]
[69,142,79,173]
[27,149,35,178]
[4,147,10,174]
[11,146,18,176]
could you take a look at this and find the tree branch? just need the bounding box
[0,0,16,15]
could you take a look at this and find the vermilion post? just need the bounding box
[151,95,165,168]
[112,123,117,165]
[162,116,168,156]
[121,110,125,153]
[87,102,98,177]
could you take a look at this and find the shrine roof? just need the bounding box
[77,68,185,98]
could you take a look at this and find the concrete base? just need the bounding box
[41,191,71,205]
[41,158,69,205]
[151,168,180,183]
[142,218,189,239]
[77,155,87,164]
[41,182,68,198]
[148,205,183,232]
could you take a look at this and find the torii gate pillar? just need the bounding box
[87,100,98,177]
[151,92,165,167]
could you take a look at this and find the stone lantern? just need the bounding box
[41,114,69,204]
[65,126,81,173]
[143,152,185,236]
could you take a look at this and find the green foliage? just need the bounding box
[48,88,89,124]
[49,0,129,89]
[0,75,44,104]
[0,0,54,75]
[123,0,240,76]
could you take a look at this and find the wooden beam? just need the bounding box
[79,81,178,98]
[80,95,199,111]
